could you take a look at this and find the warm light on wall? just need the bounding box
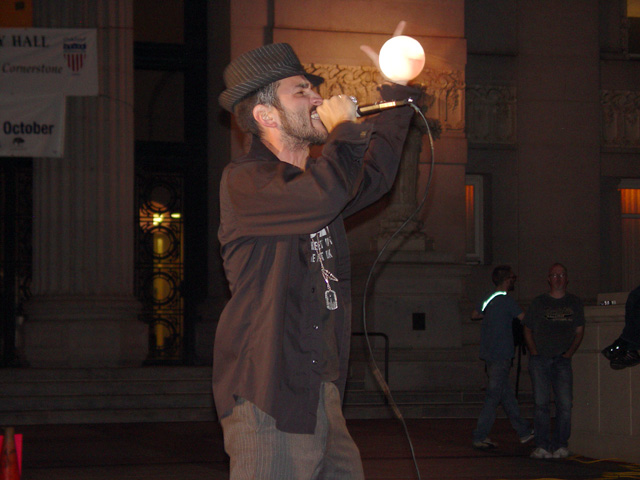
[619,187,640,290]
[378,35,425,83]
[465,184,475,214]
[465,184,475,253]
[620,188,640,214]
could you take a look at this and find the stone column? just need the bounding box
[24,0,146,367]
[376,103,434,252]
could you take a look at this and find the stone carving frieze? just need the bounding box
[305,63,465,133]
[465,85,516,145]
[414,69,465,132]
[602,90,640,148]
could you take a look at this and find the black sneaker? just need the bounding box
[610,349,640,370]
[602,338,629,360]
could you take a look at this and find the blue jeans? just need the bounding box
[528,355,573,451]
[473,359,531,442]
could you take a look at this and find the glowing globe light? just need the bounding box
[378,35,425,83]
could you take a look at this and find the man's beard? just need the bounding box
[277,105,328,149]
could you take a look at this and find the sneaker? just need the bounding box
[552,447,570,459]
[473,438,498,449]
[520,430,535,444]
[602,338,628,360]
[530,447,552,459]
[610,349,640,370]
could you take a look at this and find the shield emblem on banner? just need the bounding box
[63,37,87,74]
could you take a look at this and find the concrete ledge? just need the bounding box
[570,301,640,464]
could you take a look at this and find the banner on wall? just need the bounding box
[0,94,66,157]
[0,28,98,95]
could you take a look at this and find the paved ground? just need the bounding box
[13,418,640,479]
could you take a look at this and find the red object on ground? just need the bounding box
[0,427,22,480]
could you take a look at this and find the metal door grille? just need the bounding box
[135,171,185,363]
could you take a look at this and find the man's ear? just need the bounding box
[253,105,277,128]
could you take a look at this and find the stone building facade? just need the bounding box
[0,0,638,399]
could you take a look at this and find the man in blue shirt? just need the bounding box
[471,265,533,449]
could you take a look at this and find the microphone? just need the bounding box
[354,98,415,117]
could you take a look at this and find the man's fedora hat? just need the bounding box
[219,43,324,112]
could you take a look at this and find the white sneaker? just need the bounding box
[472,437,498,449]
[552,447,570,459]
[519,430,534,444]
[530,447,552,459]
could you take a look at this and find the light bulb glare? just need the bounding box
[378,35,425,83]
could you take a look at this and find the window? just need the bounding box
[134,0,184,44]
[133,1,208,364]
[465,175,489,264]
[628,0,640,55]
[619,180,640,289]
[134,70,184,142]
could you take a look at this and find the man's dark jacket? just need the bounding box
[214,85,416,434]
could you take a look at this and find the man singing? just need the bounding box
[214,28,419,479]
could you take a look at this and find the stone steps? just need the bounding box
[0,367,217,425]
[0,367,533,425]
[343,388,534,419]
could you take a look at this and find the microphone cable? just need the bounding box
[361,102,436,480]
